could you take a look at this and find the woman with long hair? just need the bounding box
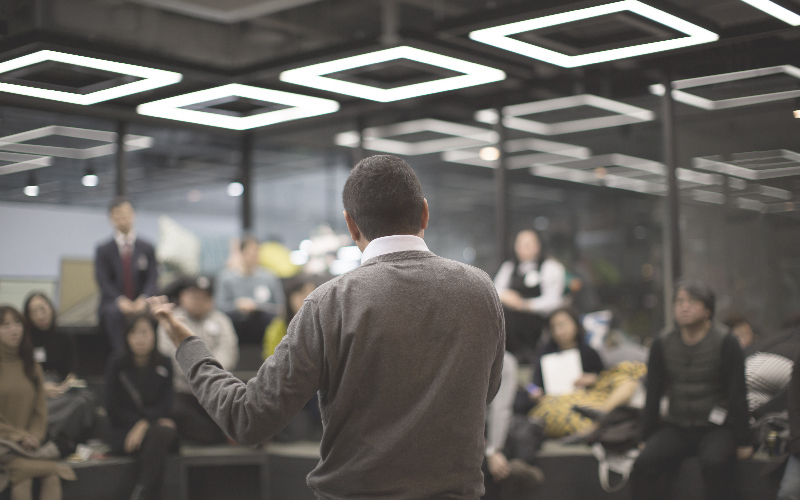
[105,314,178,500]
[0,305,75,500]
[23,293,96,457]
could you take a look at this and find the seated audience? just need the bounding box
[531,308,605,397]
[0,305,76,500]
[106,314,178,500]
[95,197,158,353]
[23,293,96,457]
[725,313,757,351]
[494,229,567,363]
[778,344,800,500]
[263,275,318,359]
[216,235,285,345]
[157,276,238,445]
[483,351,545,500]
[631,280,753,500]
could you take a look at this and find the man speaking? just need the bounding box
[151,155,505,500]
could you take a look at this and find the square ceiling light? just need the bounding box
[693,151,800,179]
[475,94,654,135]
[740,0,800,25]
[649,66,800,110]
[442,137,591,168]
[0,152,52,176]
[0,126,153,159]
[529,153,721,194]
[468,0,718,68]
[0,50,182,105]
[280,46,506,102]
[335,119,498,155]
[137,84,340,130]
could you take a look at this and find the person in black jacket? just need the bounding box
[631,280,753,500]
[105,314,177,500]
[95,197,158,353]
[777,345,800,500]
[24,292,96,457]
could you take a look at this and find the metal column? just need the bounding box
[494,110,509,267]
[115,121,127,197]
[241,133,254,232]
[661,76,681,326]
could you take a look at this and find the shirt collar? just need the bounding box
[360,235,430,265]
[114,230,137,249]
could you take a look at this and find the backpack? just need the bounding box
[585,406,642,493]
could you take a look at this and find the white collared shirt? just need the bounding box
[360,235,430,265]
[114,230,137,255]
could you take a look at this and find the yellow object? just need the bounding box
[259,241,299,278]
[530,361,647,438]
[263,316,288,359]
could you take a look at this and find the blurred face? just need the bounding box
[28,295,54,331]
[289,283,316,316]
[127,318,155,359]
[732,322,755,349]
[0,312,24,349]
[241,241,260,270]
[110,202,135,235]
[179,288,214,319]
[550,311,578,349]
[674,289,711,327]
[514,231,541,263]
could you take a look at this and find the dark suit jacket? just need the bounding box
[95,237,158,308]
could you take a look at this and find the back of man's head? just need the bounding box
[342,155,425,241]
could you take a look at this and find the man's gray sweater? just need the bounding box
[176,250,505,500]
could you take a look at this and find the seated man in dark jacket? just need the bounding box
[631,279,753,500]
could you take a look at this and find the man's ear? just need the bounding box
[420,199,429,230]
[343,210,361,243]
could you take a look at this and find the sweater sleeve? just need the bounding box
[641,338,666,442]
[721,334,754,447]
[27,365,48,441]
[176,299,325,445]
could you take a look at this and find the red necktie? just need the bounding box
[121,243,136,300]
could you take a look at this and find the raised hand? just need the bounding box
[146,296,194,348]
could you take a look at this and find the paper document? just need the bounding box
[540,348,583,396]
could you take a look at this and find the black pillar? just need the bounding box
[115,121,127,197]
[353,117,366,167]
[493,110,509,268]
[241,133,254,232]
[661,75,681,325]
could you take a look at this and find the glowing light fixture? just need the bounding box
[280,46,506,102]
[794,110,800,118]
[476,95,654,135]
[0,152,52,176]
[693,151,800,179]
[335,119,498,155]
[479,147,501,161]
[740,0,800,25]
[650,66,800,110]
[0,50,182,104]
[81,167,99,187]
[442,137,591,168]
[137,84,340,130]
[0,126,152,159]
[468,0,718,68]
[24,172,38,196]
[227,181,244,197]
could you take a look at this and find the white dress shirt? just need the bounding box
[114,230,137,255]
[360,235,430,265]
[493,257,567,315]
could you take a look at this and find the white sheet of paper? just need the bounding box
[540,348,583,396]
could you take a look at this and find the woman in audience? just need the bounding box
[23,293,96,457]
[528,308,646,438]
[106,314,178,500]
[0,305,75,500]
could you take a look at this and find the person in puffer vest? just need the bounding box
[631,279,754,500]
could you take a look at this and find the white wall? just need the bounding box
[0,201,238,278]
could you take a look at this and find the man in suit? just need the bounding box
[95,197,158,352]
[152,154,506,500]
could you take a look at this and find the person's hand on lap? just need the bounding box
[574,373,598,388]
[736,446,753,460]
[487,451,511,480]
[124,419,150,454]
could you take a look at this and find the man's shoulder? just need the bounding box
[96,238,116,253]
